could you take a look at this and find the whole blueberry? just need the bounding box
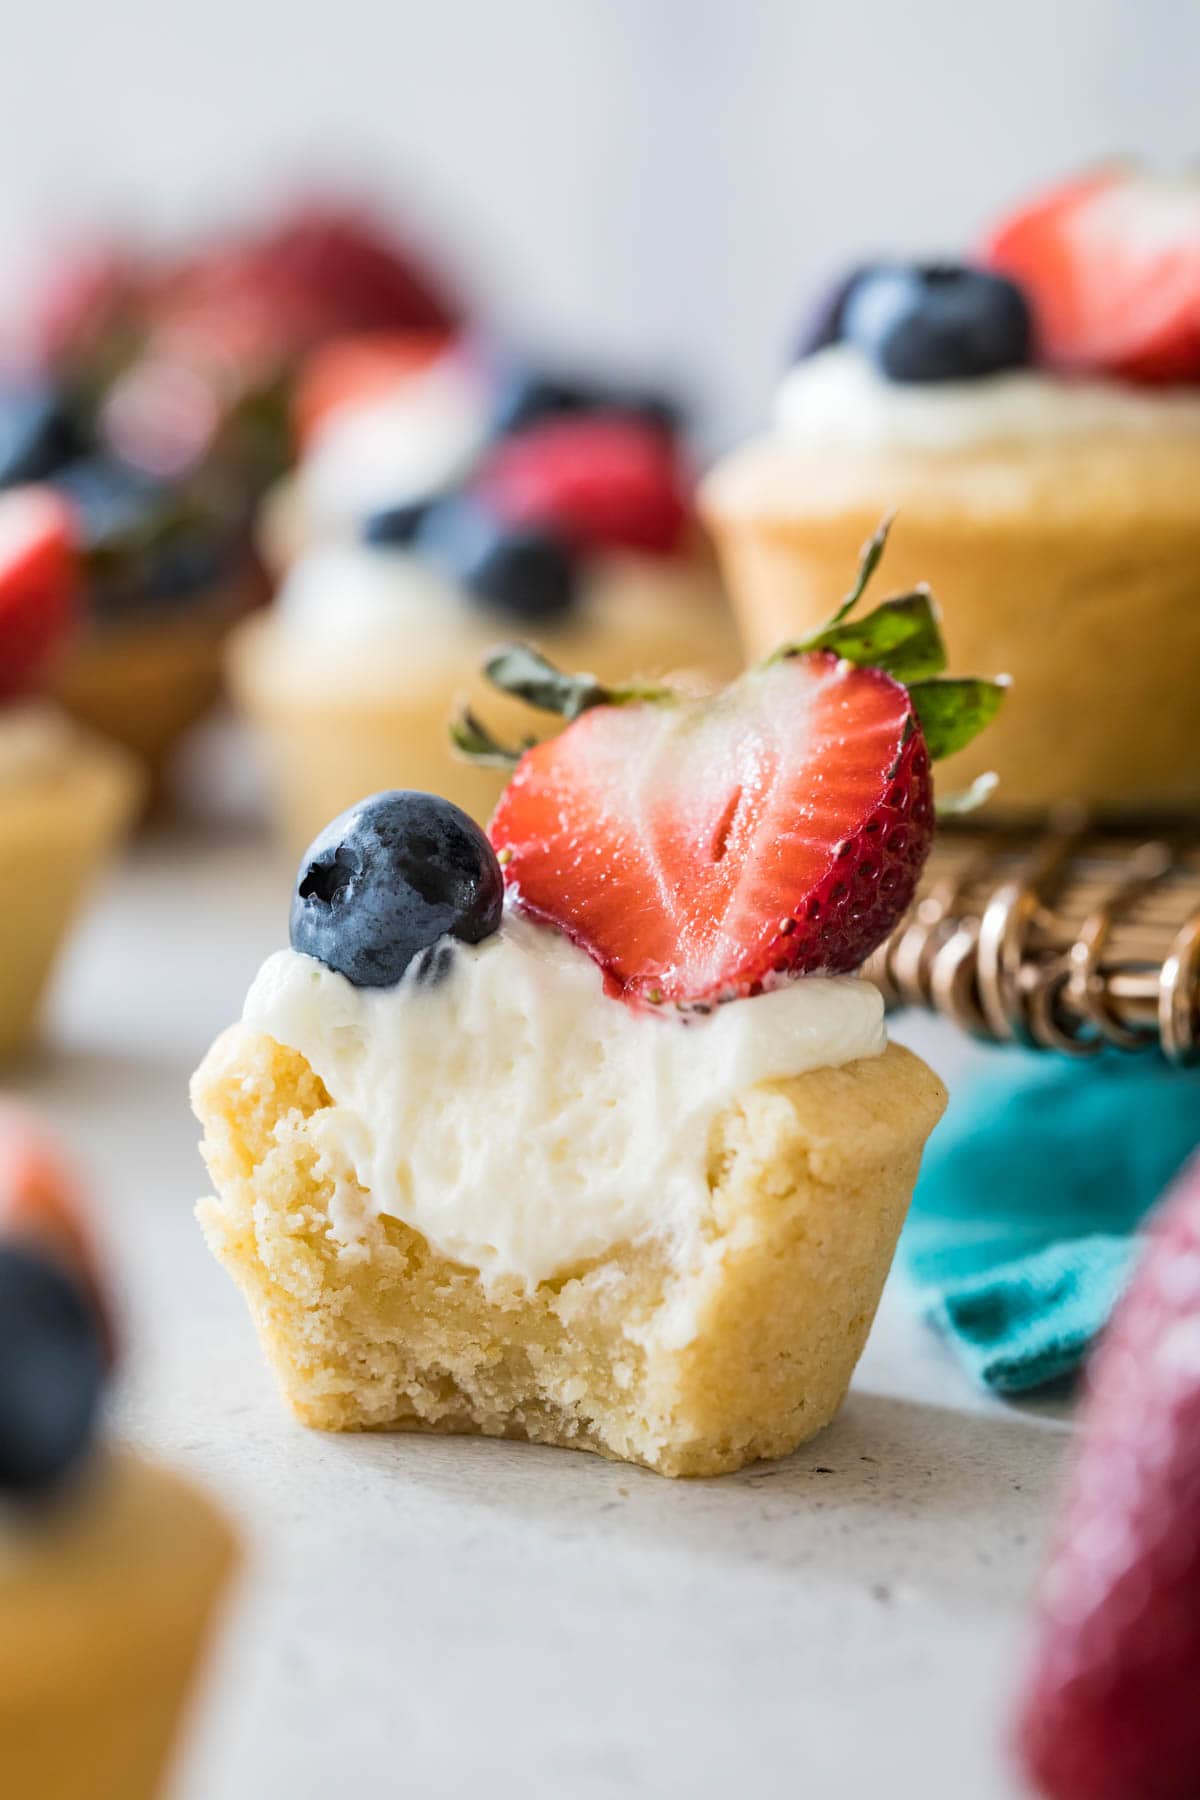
[416,496,578,621]
[0,1246,106,1497]
[841,263,1033,383]
[792,264,879,362]
[362,498,432,548]
[0,384,80,488]
[291,791,505,988]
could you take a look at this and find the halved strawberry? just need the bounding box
[475,413,689,557]
[456,523,1005,1007]
[983,166,1200,382]
[0,486,80,700]
[293,328,457,445]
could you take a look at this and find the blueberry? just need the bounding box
[0,1246,106,1497]
[490,370,591,437]
[361,498,432,548]
[416,496,578,621]
[53,456,162,550]
[599,381,683,436]
[841,263,1032,383]
[53,457,239,619]
[291,791,505,988]
[142,530,231,601]
[490,366,683,438]
[0,384,80,488]
[793,264,879,362]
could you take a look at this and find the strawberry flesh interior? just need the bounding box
[489,652,932,1006]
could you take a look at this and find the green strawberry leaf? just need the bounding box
[448,706,530,769]
[774,588,947,682]
[935,770,999,816]
[825,513,894,626]
[484,643,674,720]
[452,646,677,766]
[908,676,1009,761]
[484,644,609,721]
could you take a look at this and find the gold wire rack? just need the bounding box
[862,813,1200,1063]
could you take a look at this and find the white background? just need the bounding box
[2,0,1197,442]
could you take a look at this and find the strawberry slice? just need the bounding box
[294,328,457,445]
[492,656,929,1003]
[457,522,1005,1007]
[0,486,80,700]
[476,413,690,557]
[983,166,1200,382]
[1014,1151,1200,1800]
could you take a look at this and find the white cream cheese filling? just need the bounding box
[774,343,1200,454]
[299,353,491,530]
[243,908,886,1290]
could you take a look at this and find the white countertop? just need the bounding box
[11,826,1067,1800]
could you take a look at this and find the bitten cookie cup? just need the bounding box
[0,1452,236,1800]
[701,432,1200,819]
[229,553,741,848]
[0,733,141,1062]
[192,1028,945,1479]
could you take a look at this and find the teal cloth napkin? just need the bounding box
[902,1049,1200,1392]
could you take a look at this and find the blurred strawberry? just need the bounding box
[1014,1151,1200,1800]
[146,252,317,392]
[476,413,690,556]
[984,167,1200,382]
[0,486,79,698]
[293,328,455,445]
[254,202,460,339]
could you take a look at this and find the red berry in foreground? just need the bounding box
[1014,1152,1200,1800]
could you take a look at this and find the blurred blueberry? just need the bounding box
[362,498,432,548]
[599,381,683,435]
[143,532,232,601]
[490,366,683,438]
[0,1246,106,1497]
[842,263,1033,383]
[56,455,239,617]
[0,383,80,488]
[53,456,162,550]
[416,495,578,621]
[792,264,879,362]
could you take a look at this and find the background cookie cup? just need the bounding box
[703,168,1200,819]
